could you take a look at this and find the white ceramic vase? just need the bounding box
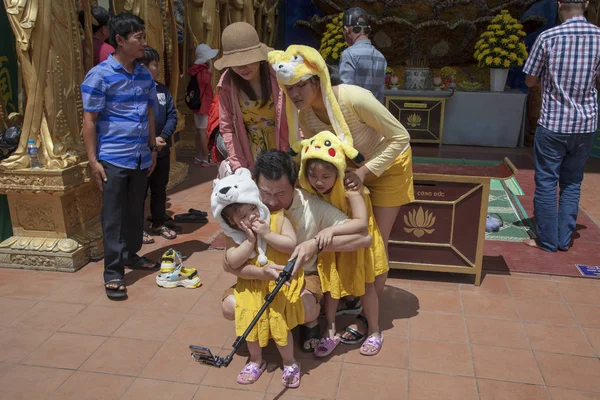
[490,68,509,92]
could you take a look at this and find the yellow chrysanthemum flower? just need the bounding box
[516,57,524,65]
[503,59,511,68]
[509,53,518,60]
[480,43,489,49]
[501,50,508,56]
[489,38,497,43]
[497,30,505,35]
[486,56,493,65]
[508,43,516,49]
[493,47,502,53]
[494,57,501,64]
[501,39,510,44]
[509,35,519,41]
[518,30,526,36]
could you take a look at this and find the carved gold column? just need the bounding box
[113,0,189,189]
[0,0,102,272]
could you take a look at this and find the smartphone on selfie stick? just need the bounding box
[190,257,298,368]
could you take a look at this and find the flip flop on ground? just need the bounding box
[339,314,368,345]
[299,322,321,353]
[104,279,127,299]
[153,225,177,240]
[142,231,154,244]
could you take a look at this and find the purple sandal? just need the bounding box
[282,362,301,388]
[360,333,384,356]
[236,360,266,385]
[313,336,341,358]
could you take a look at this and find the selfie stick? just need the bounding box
[190,257,297,368]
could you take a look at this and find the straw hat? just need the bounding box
[194,44,219,65]
[213,22,271,70]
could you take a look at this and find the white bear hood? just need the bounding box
[210,168,270,265]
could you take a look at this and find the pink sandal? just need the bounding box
[360,333,384,356]
[313,336,341,358]
[282,362,301,388]
[236,360,266,385]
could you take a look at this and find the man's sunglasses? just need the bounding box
[347,25,372,34]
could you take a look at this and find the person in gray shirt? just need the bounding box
[339,7,387,103]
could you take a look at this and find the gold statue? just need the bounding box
[3,0,85,170]
[113,0,166,83]
[263,0,278,47]
[187,0,206,47]
[203,0,223,50]
[228,0,254,25]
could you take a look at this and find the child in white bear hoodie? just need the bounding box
[211,168,305,389]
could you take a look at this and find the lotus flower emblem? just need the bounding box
[407,113,422,128]
[404,207,436,238]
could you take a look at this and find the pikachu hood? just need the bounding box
[268,45,353,148]
[289,130,364,214]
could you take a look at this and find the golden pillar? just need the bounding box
[0,0,102,272]
[113,0,189,189]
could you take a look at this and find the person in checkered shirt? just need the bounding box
[523,0,599,252]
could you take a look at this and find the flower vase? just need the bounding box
[490,68,509,92]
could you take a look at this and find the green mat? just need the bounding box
[412,156,531,241]
[486,179,533,242]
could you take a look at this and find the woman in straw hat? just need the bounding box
[270,45,413,346]
[214,22,290,176]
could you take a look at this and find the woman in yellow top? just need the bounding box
[211,168,304,388]
[269,45,413,343]
[291,130,387,357]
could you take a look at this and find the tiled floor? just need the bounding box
[0,151,599,399]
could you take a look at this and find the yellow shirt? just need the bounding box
[299,84,411,177]
[239,96,277,161]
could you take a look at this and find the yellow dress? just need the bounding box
[316,188,389,300]
[239,96,277,161]
[234,211,305,347]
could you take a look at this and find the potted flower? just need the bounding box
[473,10,528,92]
[319,13,348,64]
[440,66,458,90]
[386,67,399,89]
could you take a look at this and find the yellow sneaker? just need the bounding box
[160,248,183,273]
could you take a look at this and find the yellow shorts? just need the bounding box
[364,147,415,208]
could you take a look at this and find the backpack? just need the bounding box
[184,73,203,111]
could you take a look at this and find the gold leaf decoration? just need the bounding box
[407,113,422,128]
[404,207,436,238]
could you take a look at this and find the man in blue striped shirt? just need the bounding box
[339,7,387,103]
[81,13,159,299]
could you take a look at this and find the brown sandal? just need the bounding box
[153,225,177,240]
[142,231,154,244]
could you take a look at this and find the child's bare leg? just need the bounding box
[277,332,296,366]
[324,292,339,338]
[360,282,383,355]
[247,341,262,364]
[362,283,380,337]
[195,128,209,160]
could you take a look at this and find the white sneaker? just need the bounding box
[156,265,202,289]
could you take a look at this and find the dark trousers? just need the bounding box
[533,125,596,252]
[101,161,148,283]
[145,154,170,227]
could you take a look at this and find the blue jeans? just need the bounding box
[533,125,596,252]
